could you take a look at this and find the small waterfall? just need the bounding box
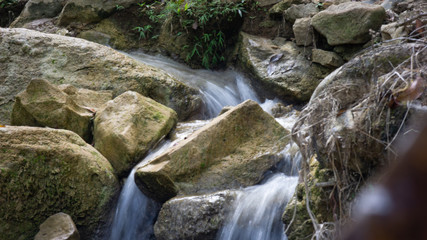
[109,121,209,240]
[127,51,260,117]
[217,151,301,240]
[109,52,300,240]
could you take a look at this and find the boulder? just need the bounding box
[311,2,386,45]
[0,126,119,239]
[58,0,136,26]
[294,43,424,173]
[0,28,202,123]
[312,48,344,67]
[135,100,290,202]
[35,213,80,240]
[94,91,178,177]
[10,0,67,27]
[293,17,313,46]
[268,0,304,19]
[236,32,329,102]
[154,190,238,240]
[58,84,113,112]
[11,79,95,142]
[284,3,319,23]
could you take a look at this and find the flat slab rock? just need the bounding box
[134,100,290,202]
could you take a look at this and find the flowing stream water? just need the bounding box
[109,52,300,240]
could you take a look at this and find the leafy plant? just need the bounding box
[133,25,153,39]
[136,0,247,69]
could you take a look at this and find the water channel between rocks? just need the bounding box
[109,52,301,240]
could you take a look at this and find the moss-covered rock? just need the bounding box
[311,2,386,45]
[10,79,101,142]
[135,100,290,202]
[0,28,202,123]
[94,91,178,177]
[0,126,119,240]
[235,32,330,102]
[282,158,334,240]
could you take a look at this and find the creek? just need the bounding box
[109,52,300,240]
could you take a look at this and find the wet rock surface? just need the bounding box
[135,100,290,202]
[154,190,239,240]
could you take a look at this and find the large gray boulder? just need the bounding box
[236,32,329,102]
[154,190,238,240]
[10,0,67,27]
[311,2,386,45]
[94,91,178,177]
[0,28,202,123]
[35,213,80,240]
[0,126,119,240]
[135,100,290,202]
[10,79,104,142]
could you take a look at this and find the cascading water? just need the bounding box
[126,51,261,117]
[109,121,210,240]
[109,52,300,240]
[218,149,301,240]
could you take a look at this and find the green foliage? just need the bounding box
[133,25,153,39]
[0,0,17,8]
[136,0,246,69]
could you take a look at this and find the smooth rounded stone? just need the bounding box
[236,32,329,102]
[311,48,344,68]
[58,0,136,26]
[10,0,67,27]
[311,2,386,45]
[0,28,202,123]
[284,3,319,23]
[154,190,239,240]
[94,91,178,177]
[35,212,80,240]
[135,100,290,202]
[293,17,313,46]
[11,79,94,142]
[0,126,119,240]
